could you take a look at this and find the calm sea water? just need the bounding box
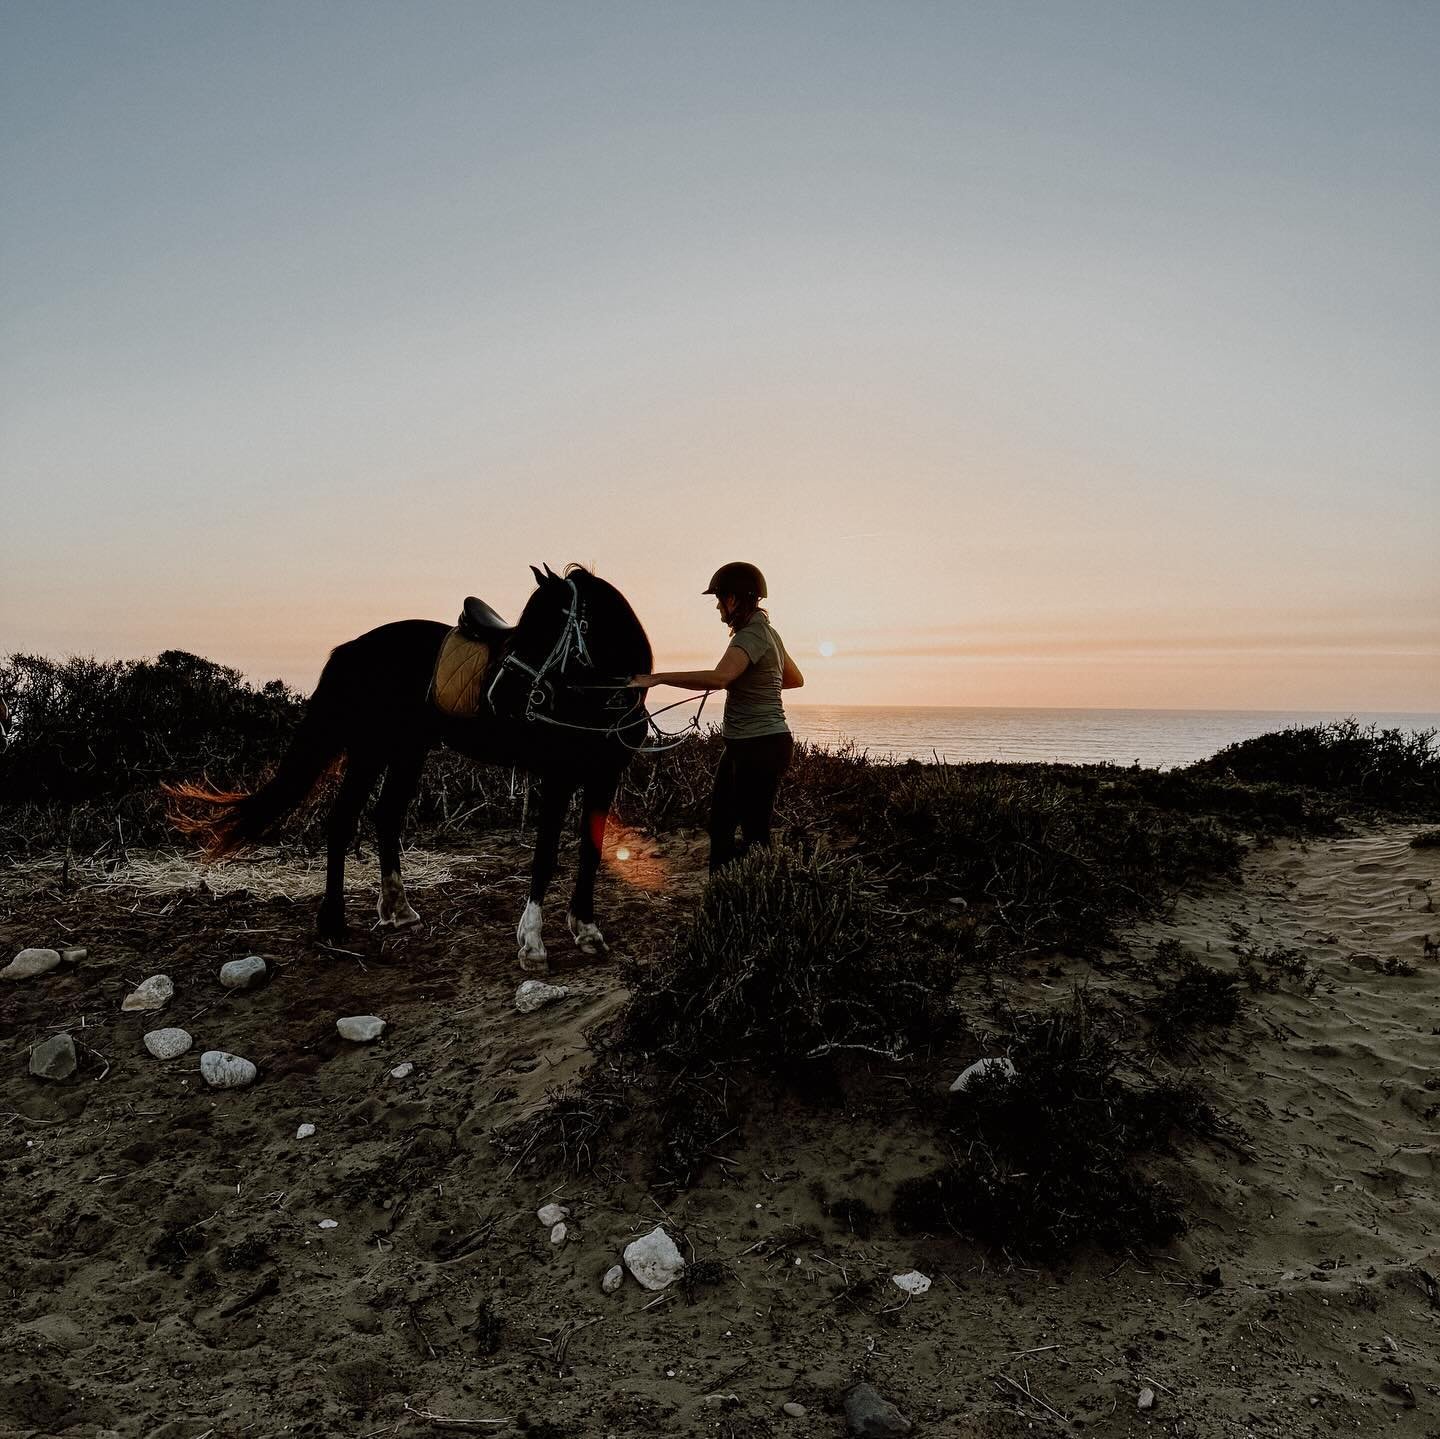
[781,706,1440,771]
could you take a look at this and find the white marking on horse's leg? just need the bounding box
[516,899,548,971]
[566,912,608,957]
[377,871,422,929]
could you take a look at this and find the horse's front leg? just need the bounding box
[518,774,573,972]
[317,755,381,942]
[567,771,619,958]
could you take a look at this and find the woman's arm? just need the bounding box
[633,646,750,691]
[781,652,805,690]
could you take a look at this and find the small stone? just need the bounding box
[537,1203,570,1227]
[143,1027,193,1060]
[390,1062,414,1079]
[199,1050,257,1088]
[318,1219,338,1230]
[121,974,174,1012]
[60,947,87,965]
[623,1225,685,1291]
[844,1382,913,1437]
[296,1123,316,1139]
[1138,1388,1156,1411]
[219,956,268,990]
[602,1264,624,1294]
[1383,1334,1399,1353]
[4,948,63,980]
[892,1270,931,1295]
[949,1056,1017,1093]
[336,1015,385,1042]
[515,979,570,1014]
[29,1033,78,1080]
[550,1222,568,1245]
[783,1401,807,1418]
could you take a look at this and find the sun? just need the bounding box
[818,640,837,658]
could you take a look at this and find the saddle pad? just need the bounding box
[429,627,492,719]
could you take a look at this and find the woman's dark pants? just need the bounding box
[708,732,794,873]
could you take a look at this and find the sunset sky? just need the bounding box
[3,2,1437,711]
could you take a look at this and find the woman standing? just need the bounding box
[632,562,804,871]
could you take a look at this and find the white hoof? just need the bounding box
[517,900,548,972]
[567,912,608,957]
[378,875,422,929]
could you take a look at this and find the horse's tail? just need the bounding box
[165,651,350,860]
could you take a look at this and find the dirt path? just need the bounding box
[3,825,1438,1438]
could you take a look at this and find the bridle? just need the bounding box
[486,576,708,754]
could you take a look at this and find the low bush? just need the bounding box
[894,991,1226,1256]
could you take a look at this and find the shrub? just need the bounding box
[614,843,956,1068]
[894,992,1223,1256]
[1146,957,1242,1050]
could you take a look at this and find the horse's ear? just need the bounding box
[530,565,545,587]
[543,563,560,580]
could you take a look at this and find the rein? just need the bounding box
[485,576,708,754]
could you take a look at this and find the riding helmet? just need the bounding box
[703,561,767,600]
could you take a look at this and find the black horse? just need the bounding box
[169,564,652,968]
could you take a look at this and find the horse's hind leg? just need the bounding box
[375,744,427,929]
[517,773,573,972]
[567,770,619,957]
[317,754,383,942]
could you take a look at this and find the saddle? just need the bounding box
[429,597,514,719]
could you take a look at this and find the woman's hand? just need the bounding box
[630,674,657,689]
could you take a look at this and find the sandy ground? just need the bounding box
[3,822,1439,1439]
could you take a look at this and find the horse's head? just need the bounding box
[491,564,652,740]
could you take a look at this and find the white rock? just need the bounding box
[60,947,87,965]
[121,974,174,1012]
[514,979,570,1014]
[550,1222,568,1246]
[29,1033,78,1080]
[892,1270,932,1295]
[3,948,62,980]
[143,1027,193,1060]
[389,1062,414,1079]
[336,1015,385,1042]
[1138,1387,1156,1411]
[219,956,268,990]
[602,1264,624,1294]
[783,1402,807,1418]
[537,1203,570,1227]
[318,1219,338,1230]
[296,1123,316,1139]
[199,1050,257,1088]
[950,1056,1018,1093]
[623,1225,685,1291]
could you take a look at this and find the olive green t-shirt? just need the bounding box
[723,615,791,740]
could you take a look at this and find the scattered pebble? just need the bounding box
[4,948,63,981]
[390,1062,414,1079]
[550,1222,568,1246]
[783,1401,807,1418]
[60,947,87,965]
[949,1056,1017,1093]
[891,1270,931,1295]
[623,1225,685,1291]
[1138,1388,1156,1411]
[844,1383,913,1437]
[1383,1334,1399,1354]
[602,1264,624,1295]
[29,1033,78,1081]
[336,1015,385,1042]
[121,974,174,1012]
[199,1050,258,1089]
[318,1219,338,1230]
[537,1203,570,1227]
[514,979,570,1014]
[296,1123,316,1139]
[219,956,268,990]
[143,1027,193,1060]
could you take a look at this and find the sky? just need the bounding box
[2,1,1437,711]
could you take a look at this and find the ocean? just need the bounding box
[780,705,1440,770]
